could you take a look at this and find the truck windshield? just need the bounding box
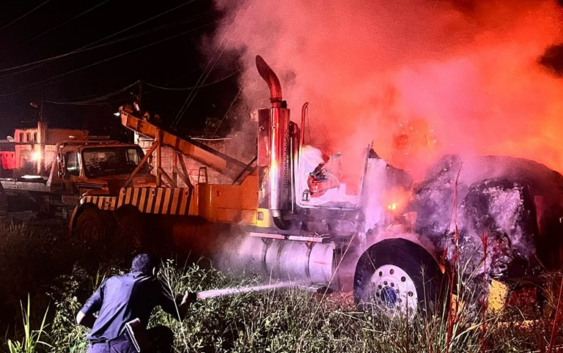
[82,146,148,178]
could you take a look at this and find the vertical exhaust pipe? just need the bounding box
[256,56,291,229]
[256,56,283,107]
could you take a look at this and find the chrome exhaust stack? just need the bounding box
[256,56,283,107]
[256,56,291,229]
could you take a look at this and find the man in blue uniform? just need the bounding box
[77,253,195,353]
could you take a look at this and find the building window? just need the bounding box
[26,133,31,142]
[19,133,23,142]
[33,132,38,142]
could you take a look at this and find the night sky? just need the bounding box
[1,0,563,148]
[0,0,240,140]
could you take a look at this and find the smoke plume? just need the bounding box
[211,0,563,180]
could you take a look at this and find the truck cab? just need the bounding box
[51,138,154,195]
[0,137,155,218]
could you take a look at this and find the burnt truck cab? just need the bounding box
[404,155,563,305]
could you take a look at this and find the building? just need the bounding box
[0,121,88,177]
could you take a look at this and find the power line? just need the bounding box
[212,86,242,138]
[0,0,202,76]
[45,67,240,107]
[45,81,139,105]
[73,0,198,52]
[0,20,218,97]
[144,70,240,91]
[169,2,249,128]
[0,15,213,81]
[171,40,227,127]
[0,0,52,33]
[1,0,112,56]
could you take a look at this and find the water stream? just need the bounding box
[196,281,298,300]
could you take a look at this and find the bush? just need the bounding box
[35,261,563,352]
[1,230,561,352]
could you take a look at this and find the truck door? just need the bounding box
[51,150,79,195]
[61,151,80,194]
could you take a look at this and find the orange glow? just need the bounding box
[383,187,411,214]
[213,0,563,181]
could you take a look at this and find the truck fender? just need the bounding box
[68,204,81,236]
[361,226,444,272]
[68,203,117,237]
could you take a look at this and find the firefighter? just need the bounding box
[76,253,195,353]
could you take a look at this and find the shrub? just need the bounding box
[2,247,562,353]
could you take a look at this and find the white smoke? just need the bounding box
[209,0,563,180]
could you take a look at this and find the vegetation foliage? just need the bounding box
[0,218,562,352]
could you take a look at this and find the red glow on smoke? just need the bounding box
[211,0,563,180]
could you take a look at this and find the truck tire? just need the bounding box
[75,207,111,244]
[354,238,445,319]
[114,210,146,253]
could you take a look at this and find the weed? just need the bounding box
[6,296,51,353]
[1,241,562,352]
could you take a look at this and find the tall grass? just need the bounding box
[1,217,562,352]
[2,259,560,353]
[6,296,51,353]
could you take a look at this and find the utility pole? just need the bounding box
[132,80,143,111]
[138,80,142,110]
[38,94,46,174]
[30,95,47,174]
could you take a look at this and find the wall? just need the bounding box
[138,137,233,186]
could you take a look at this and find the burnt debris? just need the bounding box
[407,154,563,306]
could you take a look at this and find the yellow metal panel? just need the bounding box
[179,188,188,216]
[139,188,148,212]
[162,188,171,213]
[153,188,164,213]
[124,188,131,205]
[188,187,199,216]
[132,188,140,208]
[146,188,155,213]
[170,188,180,215]
[217,208,257,224]
[255,208,273,228]
[117,189,124,207]
[487,279,509,314]
[197,175,258,222]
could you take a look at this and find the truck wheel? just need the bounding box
[115,210,146,252]
[354,239,444,319]
[75,208,110,243]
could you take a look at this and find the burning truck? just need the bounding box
[65,56,563,317]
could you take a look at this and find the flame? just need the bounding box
[383,187,411,214]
